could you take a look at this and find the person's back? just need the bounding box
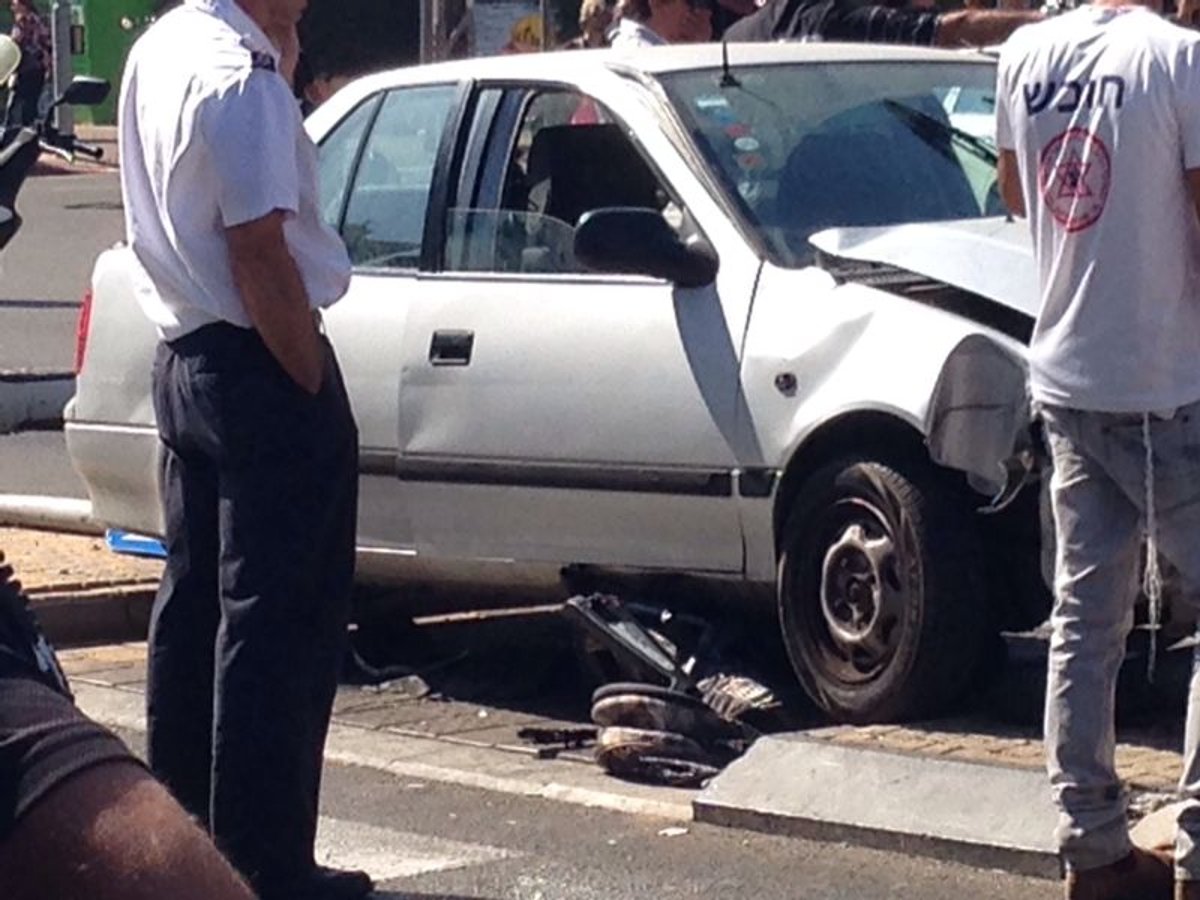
[121,3,343,342]
[998,8,1200,412]
[997,7,1200,897]
[122,5,255,334]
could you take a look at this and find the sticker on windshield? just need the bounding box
[734,136,760,152]
[1038,128,1111,233]
[695,95,730,110]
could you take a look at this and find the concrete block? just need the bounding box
[0,374,74,433]
[694,733,1060,878]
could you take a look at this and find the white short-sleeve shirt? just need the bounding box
[996,7,1200,412]
[118,0,351,341]
[608,18,667,48]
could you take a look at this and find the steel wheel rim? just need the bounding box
[795,495,922,687]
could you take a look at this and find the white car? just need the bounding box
[67,42,1044,724]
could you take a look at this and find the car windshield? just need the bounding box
[658,60,1001,268]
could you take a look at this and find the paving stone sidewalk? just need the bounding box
[57,642,599,766]
[5,526,1191,794]
[3,526,162,595]
[2,526,160,644]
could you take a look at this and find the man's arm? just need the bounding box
[1187,168,1200,229]
[226,211,324,395]
[934,9,1042,47]
[998,149,1025,218]
[0,761,256,900]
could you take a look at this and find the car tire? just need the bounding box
[778,455,986,724]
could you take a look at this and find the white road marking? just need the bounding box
[316,816,514,882]
[72,681,696,821]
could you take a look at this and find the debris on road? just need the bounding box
[564,594,782,788]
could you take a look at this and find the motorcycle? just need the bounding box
[0,34,110,252]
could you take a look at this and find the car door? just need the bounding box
[395,83,747,573]
[316,81,463,555]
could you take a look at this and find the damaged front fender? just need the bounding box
[926,334,1033,504]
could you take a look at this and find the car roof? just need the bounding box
[350,42,995,91]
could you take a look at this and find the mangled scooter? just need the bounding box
[0,35,109,252]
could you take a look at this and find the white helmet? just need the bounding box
[0,35,20,84]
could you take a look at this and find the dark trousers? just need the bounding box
[4,70,44,129]
[147,322,358,892]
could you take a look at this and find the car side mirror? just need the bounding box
[54,76,111,110]
[574,207,719,289]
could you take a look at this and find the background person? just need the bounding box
[0,553,257,900]
[118,1,365,898]
[4,0,50,128]
[562,0,615,47]
[996,0,1200,896]
[609,0,713,45]
[723,0,1041,47]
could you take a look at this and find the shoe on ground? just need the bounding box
[1066,848,1173,900]
[260,865,374,900]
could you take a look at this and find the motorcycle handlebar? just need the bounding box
[70,141,104,161]
[39,131,104,162]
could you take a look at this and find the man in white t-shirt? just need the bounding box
[997,3,1200,898]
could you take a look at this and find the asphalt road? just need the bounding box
[109,727,1057,900]
[0,171,123,373]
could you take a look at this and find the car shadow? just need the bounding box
[342,587,812,738]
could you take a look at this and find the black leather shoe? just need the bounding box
[262,866,374,900]
[309,866,374,899]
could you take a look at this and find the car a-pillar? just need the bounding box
[772,413,990,724]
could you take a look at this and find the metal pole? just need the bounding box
[51,0,73,134]
[540,0,550,49]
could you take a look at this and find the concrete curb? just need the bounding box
[695,734,1060,879]
[31,585,154,646]
[0,494,100,535]
[0,496,154,645]
[0,374,74,433]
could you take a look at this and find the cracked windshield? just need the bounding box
[661,61,1001,266]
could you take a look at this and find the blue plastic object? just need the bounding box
[105,528,167,559]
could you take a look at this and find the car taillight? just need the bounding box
[74,288,93,376]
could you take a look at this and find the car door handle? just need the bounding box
[429,330,474,366]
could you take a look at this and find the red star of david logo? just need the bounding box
[1055,152,1094,200]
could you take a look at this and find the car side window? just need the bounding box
[445,89,680,276]
[316,96,381,232]
[341,84,458,270]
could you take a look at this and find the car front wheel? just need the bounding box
[778,456,987,724]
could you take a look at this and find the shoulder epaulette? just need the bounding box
[250,49,276,72]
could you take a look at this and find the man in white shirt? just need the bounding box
[119,2,368,899]
[997,3,1200,898]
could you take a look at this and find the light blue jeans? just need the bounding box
[1042,401,1200,879]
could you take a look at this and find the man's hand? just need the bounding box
[0,551,22,598]
[1187,168,1200,231]
[226,211,324,395]
[998,149,1026,218]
